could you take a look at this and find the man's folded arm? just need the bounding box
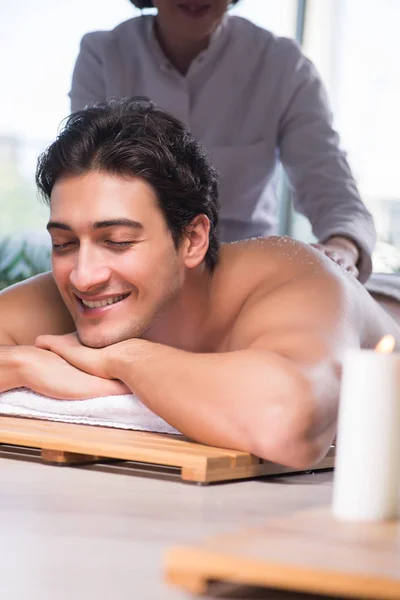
[0,291,24,391]
[0,345,29,392]
[0,272,75,393]
[0,330,22,392]
[112,342,334,469]
[107,267,354,469]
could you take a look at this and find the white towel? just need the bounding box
[0,388,180,435]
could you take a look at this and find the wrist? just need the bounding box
[107,338,150,382]
[0,345,27,391]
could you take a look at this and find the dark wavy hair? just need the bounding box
[36,98,220,271]
[130,0,240,8]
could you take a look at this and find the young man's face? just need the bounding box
[48,171,183,348]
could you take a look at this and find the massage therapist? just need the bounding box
[69,0,376,281]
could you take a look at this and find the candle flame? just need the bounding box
[375,335,395,354]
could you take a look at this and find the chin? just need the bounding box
[78,335,115,349]
[77,323,148,349]
[77,329,122,349]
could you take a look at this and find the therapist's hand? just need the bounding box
[312,236,360,277]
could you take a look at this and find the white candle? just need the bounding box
[332,336,400,521]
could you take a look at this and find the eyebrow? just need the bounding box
[46,219,144,232]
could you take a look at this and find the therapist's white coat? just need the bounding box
[70,14,375,281]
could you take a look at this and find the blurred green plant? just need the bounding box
[0,236,51,290]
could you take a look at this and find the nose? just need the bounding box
[69,242,111,292]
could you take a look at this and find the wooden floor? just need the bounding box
[0,449,342,600]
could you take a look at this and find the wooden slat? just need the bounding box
[41,449,102,464]
[164,506,400,598]
[0,416,228,458]
[0,416,253,482]
[193,445,335,484]
[0,416,334,483]
[0,416,249,459]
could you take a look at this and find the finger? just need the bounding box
[346,265,359,277]
[36,333,79,354]
[35,334,56,350]
[310,243,324,251]
[315,247,340,260]
[36,335,77,364]
[47,339,106,378]
[334,257,346,266]
[63,332,80,343]
[326,252,343,263]
[329,251,347,266]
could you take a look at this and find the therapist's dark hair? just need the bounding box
[35,97,220,272]
[130,0,240,7]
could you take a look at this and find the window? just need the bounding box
[290,0,400,273]
[0,0,138,237]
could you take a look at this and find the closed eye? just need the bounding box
[52,240,135,252]
[106,241,135,248]
[52,242,75,251]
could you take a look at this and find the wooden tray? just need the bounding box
[164,506,400,598]
[0,416,334,483]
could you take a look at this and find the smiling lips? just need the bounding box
[76,292,130,313]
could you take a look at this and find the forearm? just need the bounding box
[109,340,329,468]
[0,345,24,393]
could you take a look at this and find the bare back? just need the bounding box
[207,238,400,356]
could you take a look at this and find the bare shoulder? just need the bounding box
[218,236,343,298]
[218,237,389,356]
[0,272,74,345]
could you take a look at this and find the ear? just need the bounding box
[181,215,210,269]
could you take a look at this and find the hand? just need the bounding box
[35,332,112,380]
[14,344,129,400]
[311,236,360,277]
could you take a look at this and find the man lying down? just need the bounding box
[0,98,399,469]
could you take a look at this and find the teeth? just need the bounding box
[81,294,127,308]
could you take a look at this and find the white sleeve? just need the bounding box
[69,32,107,112]
[277,39,376,282]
